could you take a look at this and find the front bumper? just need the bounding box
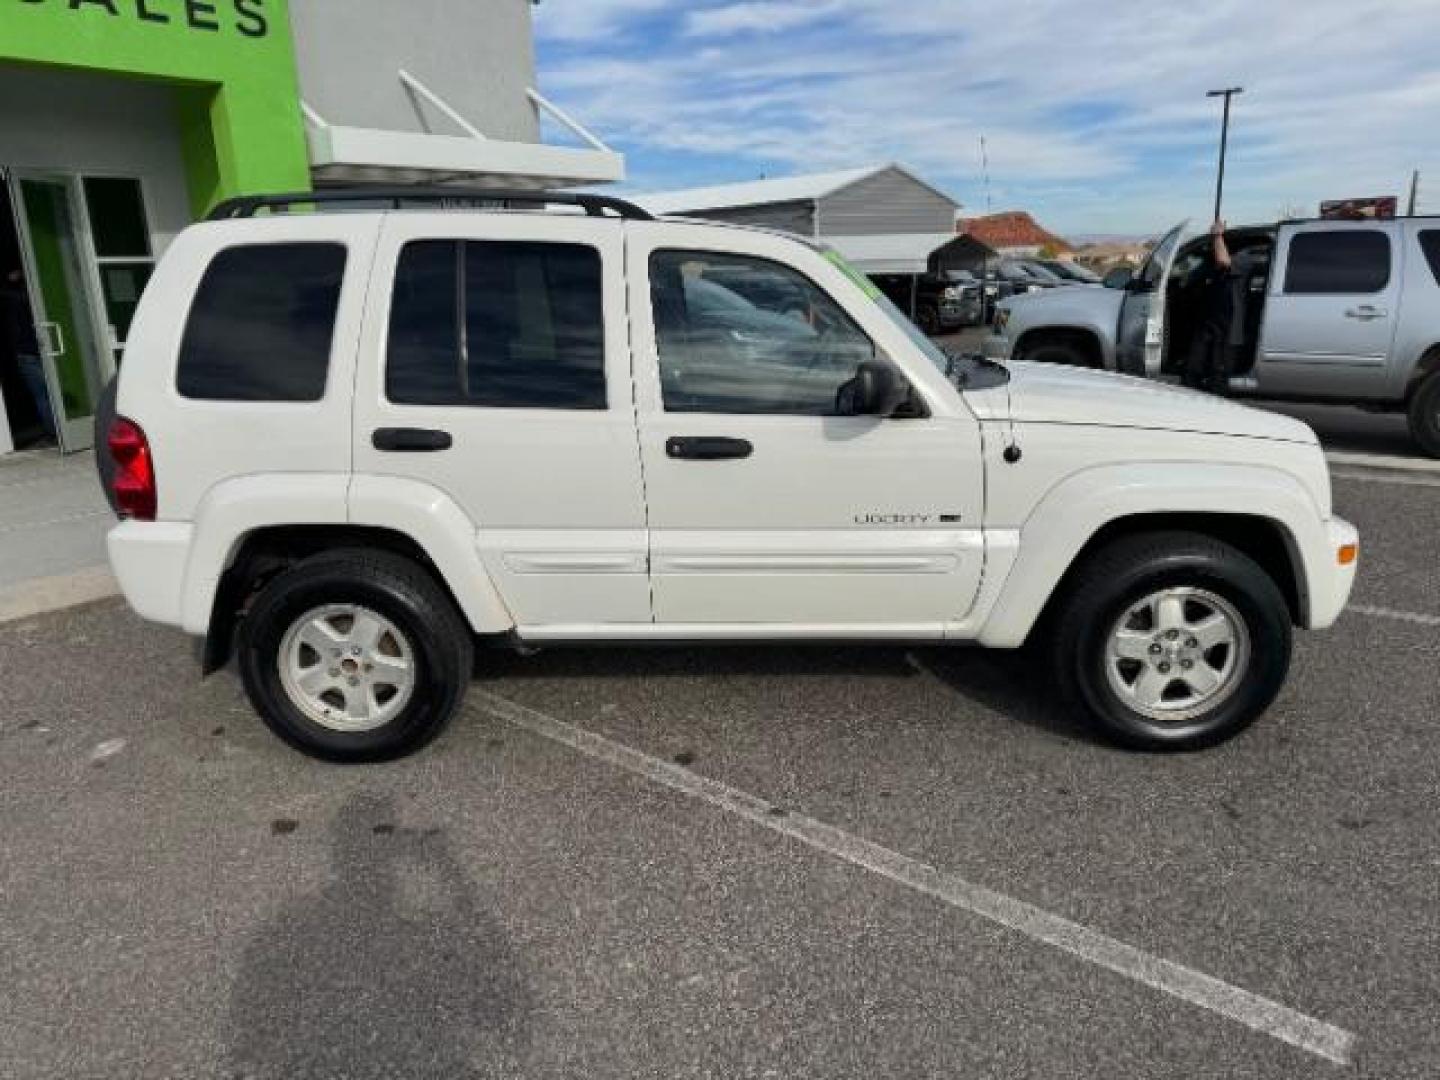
[939,299,982,327]
[1307,516,1359,630]
[107,520,194,630]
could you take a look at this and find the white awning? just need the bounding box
[302,80,625,190]
[825,232,958,274]
[306,127,625,189]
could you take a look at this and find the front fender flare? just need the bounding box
[976,462,1330,648]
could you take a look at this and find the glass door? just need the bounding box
[7,172,110,453]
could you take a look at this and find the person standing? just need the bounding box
[1,265,55,441]
[1183,220,1237,393]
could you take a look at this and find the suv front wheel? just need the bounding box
[1015,331,1094,368]
[1047,531,1293,751]
[238,549,473,762]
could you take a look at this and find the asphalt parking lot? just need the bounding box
[3,471,1438,1078]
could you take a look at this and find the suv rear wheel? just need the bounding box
[1046,531,1292,751]
[1407,370,1440,458]
[238,549,473,762]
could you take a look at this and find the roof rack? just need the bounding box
[206,186,654,222]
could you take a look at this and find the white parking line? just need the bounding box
[1326,451,1440,475]
[1324,455,1440,475]
[1350,604,1440,628]
[1332,469,1440,489]
[476,690,1355,1066]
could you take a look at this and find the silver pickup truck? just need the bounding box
[988,217,1440,456]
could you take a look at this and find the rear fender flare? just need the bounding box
[347,475,516,634]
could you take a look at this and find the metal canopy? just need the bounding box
[301,75,625,190]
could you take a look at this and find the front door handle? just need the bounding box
[373,427,453,453]
[1344,305,1388,321]
[666,436,753,461]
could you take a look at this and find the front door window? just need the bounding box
[650,249,877,415]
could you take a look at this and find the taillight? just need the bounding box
[108,417,156,521]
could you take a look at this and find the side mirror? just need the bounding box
[1102,267,1134,290]
[837,361,911,418]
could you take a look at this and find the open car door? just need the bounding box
[1115,219,1188,377]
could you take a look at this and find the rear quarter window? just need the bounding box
[177,243,347,402]
[1283,230,1390,294]
[1419,231,1440,287]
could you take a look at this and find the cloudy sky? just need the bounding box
[534,0,1440,237]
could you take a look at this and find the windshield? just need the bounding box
[821,247,953,372]
[1040,260,1085,282]
[1019,261,1064,283]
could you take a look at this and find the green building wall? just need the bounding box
[1,0,311,214]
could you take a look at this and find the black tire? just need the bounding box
[1406,371,1440,458]
[917,305,941,335]
[1046,531,1292,752]
[237,549,473,762]
[1016,334,1092,368]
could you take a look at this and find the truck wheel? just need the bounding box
[1407,372,1440,458]
[238,549,473,762]
[1046,531,1292,751]
[1016,333,1093,368]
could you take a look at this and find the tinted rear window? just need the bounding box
[1419,231,1440,286]
[386,239,606,410]
[1283,231,1390,294]
[177,244,346,402]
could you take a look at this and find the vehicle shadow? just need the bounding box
[477,641,917,682]
[227,793,531,1079]
[906,644,1099,744]
[477,642,1101,747]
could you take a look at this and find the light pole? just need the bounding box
[1207,87,1243,222]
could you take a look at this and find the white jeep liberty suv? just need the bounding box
[100,189,1359,761]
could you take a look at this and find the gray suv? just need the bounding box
[989,217,1440,456]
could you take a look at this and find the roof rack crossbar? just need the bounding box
[207,187,653,222]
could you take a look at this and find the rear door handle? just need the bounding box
[373,427,453,453]
[1344,305,1388,321]
[666,436,753,461]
